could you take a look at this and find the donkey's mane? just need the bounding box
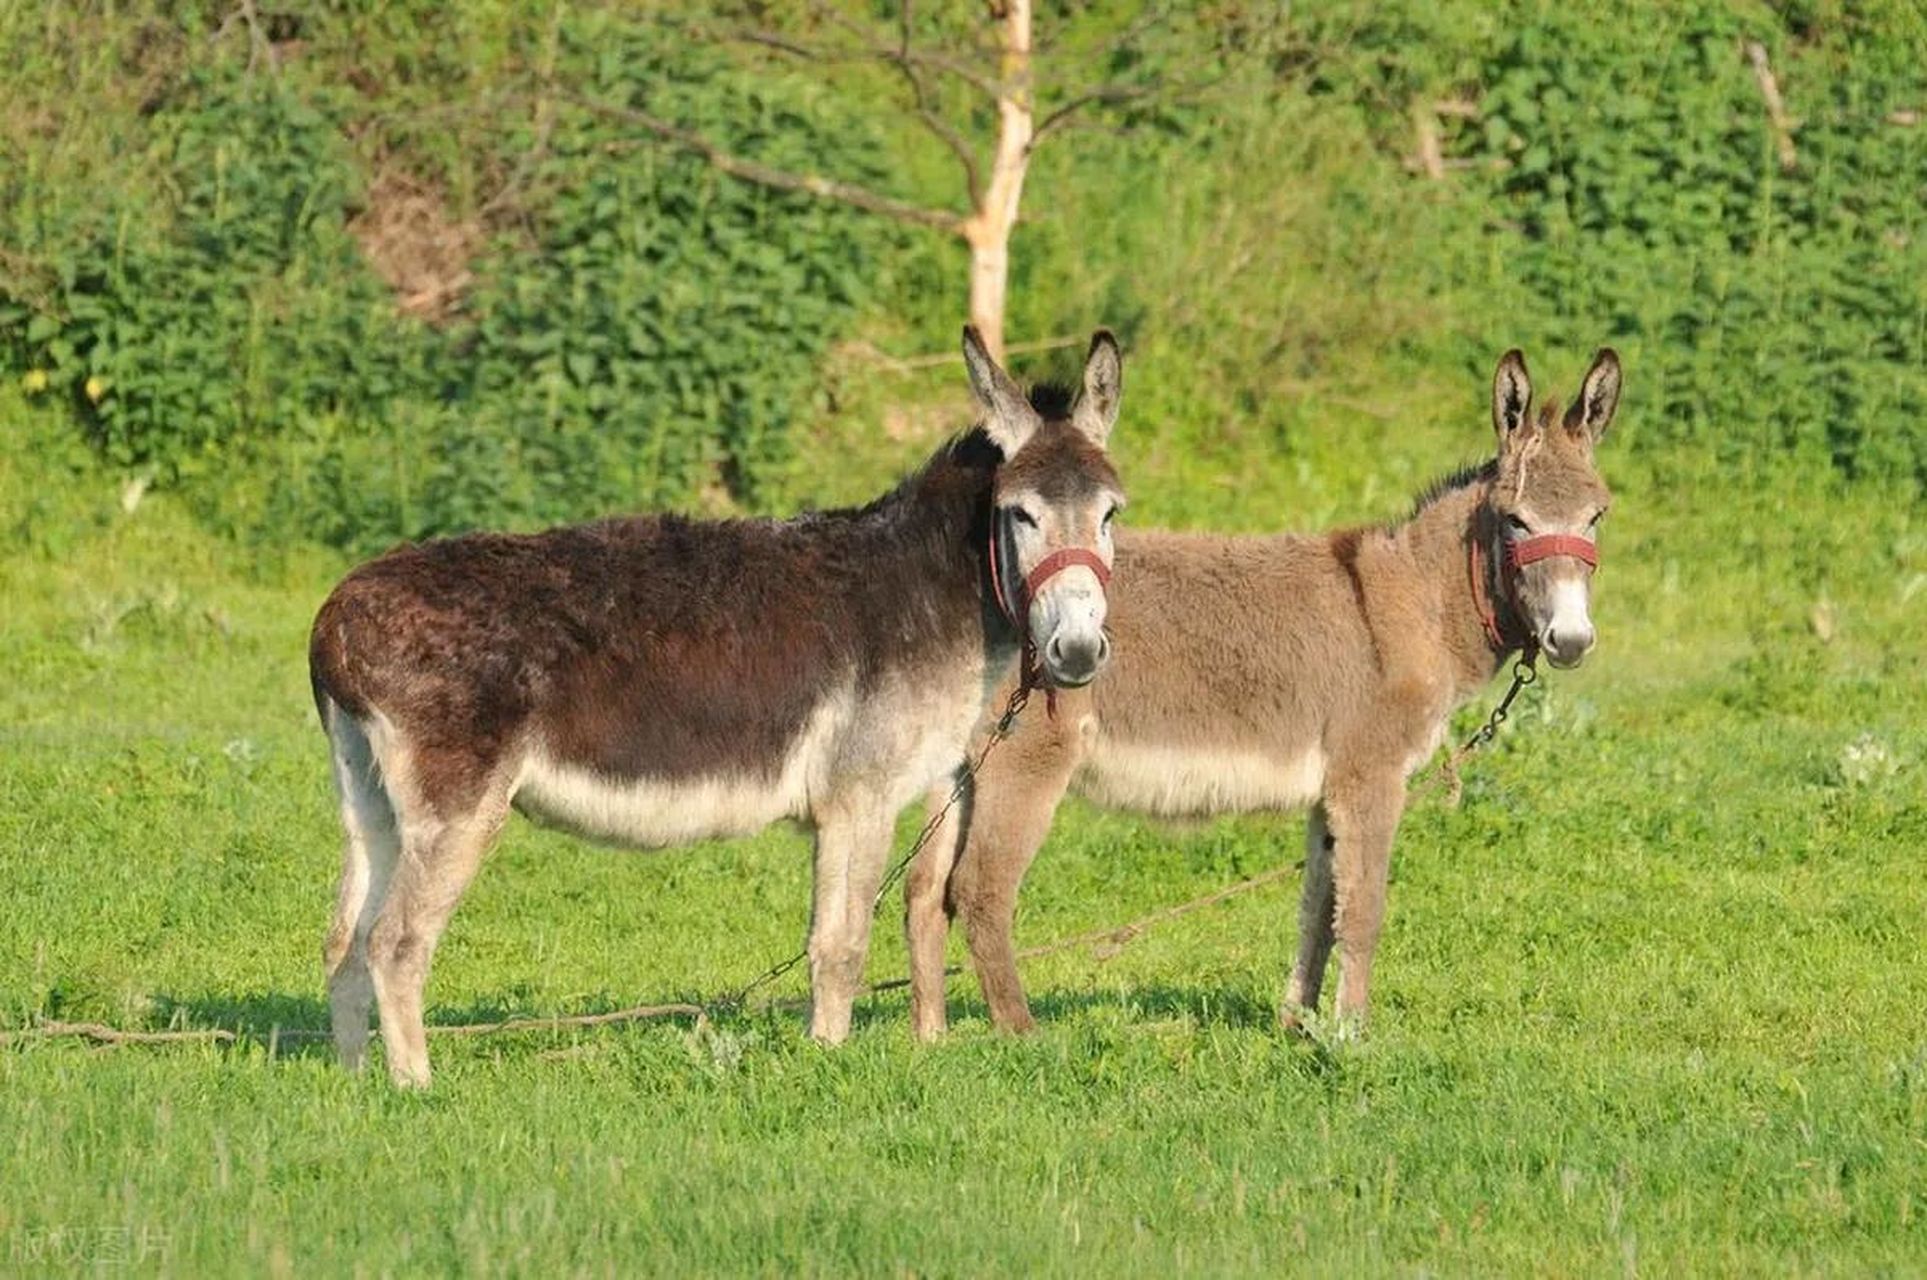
[839,379,1076,524]
[788,377,1080,534]
[1023,381,1077,420]
[1403,458,1498,524]
[838,427,1002,526]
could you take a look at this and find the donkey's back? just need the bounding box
[310,515,858,800]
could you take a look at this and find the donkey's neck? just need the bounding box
[841,429,1018,667]
[1399,474,1521,694]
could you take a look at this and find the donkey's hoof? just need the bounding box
[384,1059,433,1089]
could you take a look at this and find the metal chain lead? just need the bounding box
[1421,651,1540,807]
[727,680,1034,1008]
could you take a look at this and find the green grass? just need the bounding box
[3,396,1924,1276]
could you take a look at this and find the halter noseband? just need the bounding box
[1471,526,1598,655]
[988,516,1112,712]
[1505,534,1599,572]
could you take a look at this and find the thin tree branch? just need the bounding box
[0,1019,240,1046]
[726,28,828,60]
[210,0,279,75]
[892,0,984,206]
[1032,81,1157,146]
[568,93,967,237]
[812,3,1005,100]
[1744,39,1799,171]
[424,1003,706,1037]
[1030,33,1233,150]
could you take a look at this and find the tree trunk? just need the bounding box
[961,0,1032,362]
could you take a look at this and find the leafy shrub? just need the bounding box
[436,18,889,530]
[1447,6,1927,485]
[2,72,426,480]
[0,11,887,551]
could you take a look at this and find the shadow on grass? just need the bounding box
[900,982,1279,1031]
[131,989,719,1061]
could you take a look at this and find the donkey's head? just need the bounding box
[1486,347,1621,669]
[963,326,1126,689]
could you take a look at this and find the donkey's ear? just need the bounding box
[1563,347,1622,445]
[1491,349,1534,443]
[962,325,1040,457]
[1071,329,1123,446]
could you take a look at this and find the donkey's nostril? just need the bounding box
[1542,625,1596,667]
[1045,633,1104,686]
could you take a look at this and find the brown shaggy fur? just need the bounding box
[311,328,1127,1085]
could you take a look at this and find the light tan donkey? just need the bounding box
[905,347,1621,1037]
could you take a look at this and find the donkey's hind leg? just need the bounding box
[1281,805,1337,1030]
[365,757,509,1088]
[321,706,400,1072]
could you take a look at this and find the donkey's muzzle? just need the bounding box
[1539,622,1595,669]
[1044,631,1110,688]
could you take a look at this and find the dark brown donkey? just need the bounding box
[906,347,1620,1038]
[310,328,1127,1085]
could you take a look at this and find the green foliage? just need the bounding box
[435,20,887,532]
[1,73,420,478]
[6,1,1923,543]
[1443,5,1927,484]
[1,9,886,550]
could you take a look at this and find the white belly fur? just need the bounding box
[513,697,846,848]
[1076,738,1326,817]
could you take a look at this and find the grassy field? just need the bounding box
[3,385,1924,1276]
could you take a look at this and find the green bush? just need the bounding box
[438,18,889,530]
[1,10,887,551]
[3,0,1922,553]
[1,72,424,480]
[1448,6,1927,484]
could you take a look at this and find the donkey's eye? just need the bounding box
[1505,514,1531,534]
[1101,505,1118,528]
[1008,508,1038,529]
[1588,509,1607,528]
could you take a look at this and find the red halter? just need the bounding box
[1471,529,1598,654]
[988,518,1112,714]
[1506,533,1598,572]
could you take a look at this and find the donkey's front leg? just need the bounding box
[806,798,894,1044]
[1324,772,1408,1028]
[1281,805,1337,1030]
[904,776,970,1042]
